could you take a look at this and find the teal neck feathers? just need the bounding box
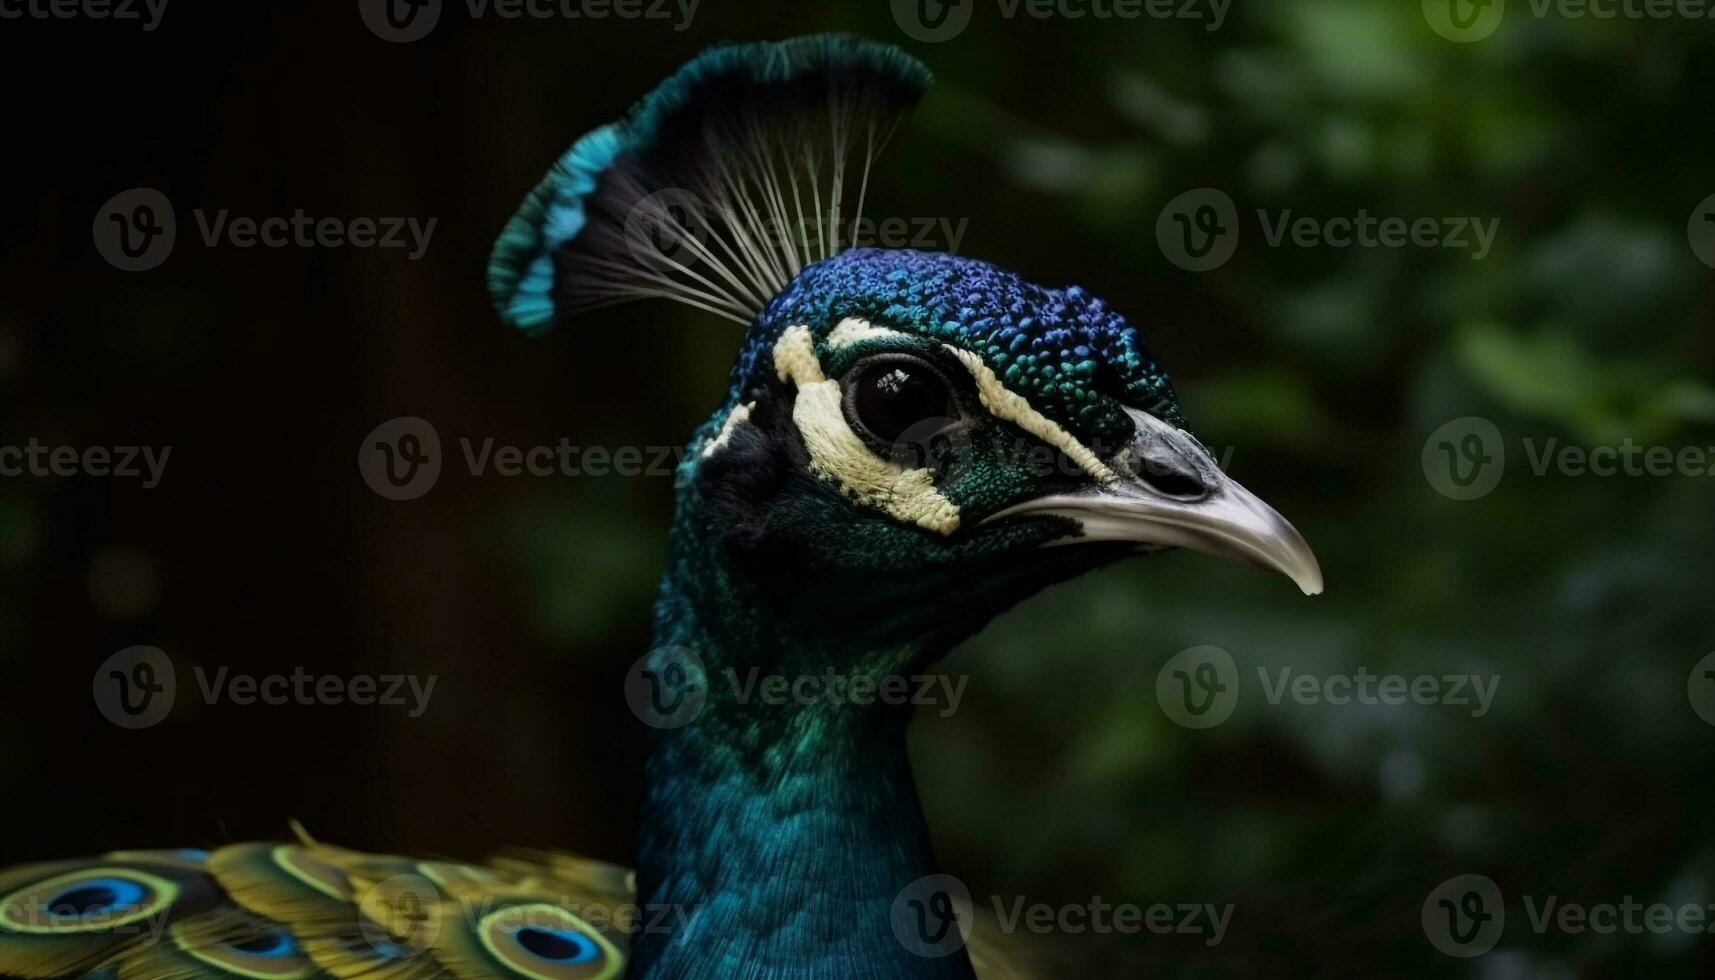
[628,483,977,980]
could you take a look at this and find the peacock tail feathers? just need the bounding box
[109,908,318,980]
[0,838,1043,979]
[0,840,634,980]
[487,33,933,330]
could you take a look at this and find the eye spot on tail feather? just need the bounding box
[0,867,180,934]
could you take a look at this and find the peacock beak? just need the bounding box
[984,409,1324,595]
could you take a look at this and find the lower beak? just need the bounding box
[984,410,1324,596]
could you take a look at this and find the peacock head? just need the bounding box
[489,35,1320,669]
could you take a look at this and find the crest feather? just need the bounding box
[488,34,933,332]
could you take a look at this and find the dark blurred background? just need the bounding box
[3,0,1714,976]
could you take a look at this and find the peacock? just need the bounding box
[0,34,1322,980]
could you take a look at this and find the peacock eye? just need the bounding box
[843,354,957,449]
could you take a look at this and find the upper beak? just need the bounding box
[984,409,1324,596]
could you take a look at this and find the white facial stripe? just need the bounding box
[827,316,912,349]
[772,325,961,535]
[941,345,1120,486]
[773,322,826,385]
[827,319,1119,485]
[701,401,755,459]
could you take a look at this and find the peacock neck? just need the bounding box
[626,546,977,980]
